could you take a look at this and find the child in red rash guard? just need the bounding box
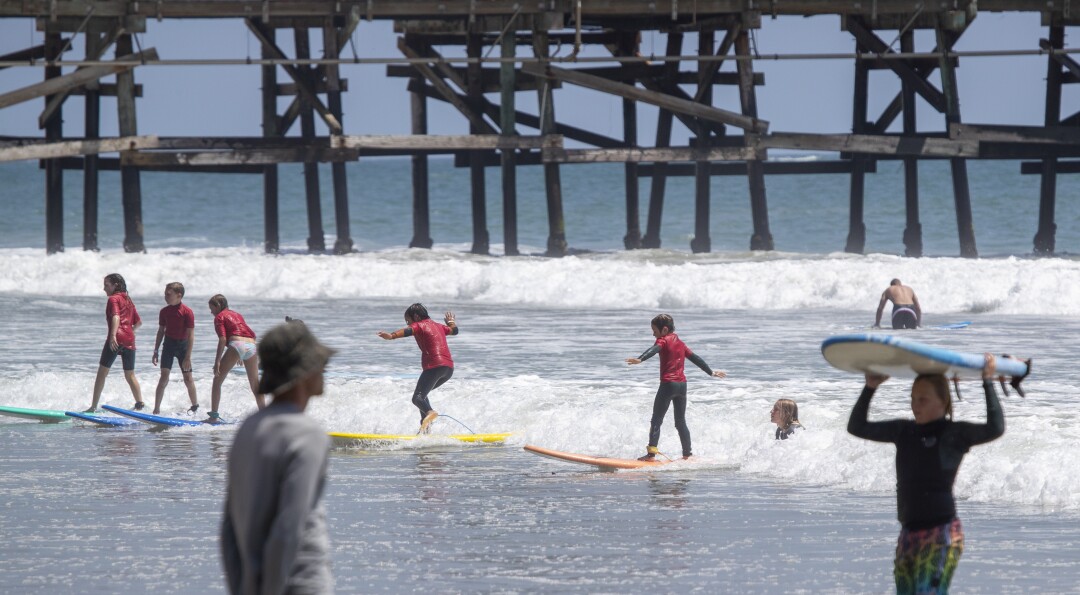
[87,273,145,412]
[626,314,726,460]
[377,303,459,433]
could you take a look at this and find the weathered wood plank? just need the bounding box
[542,145,760,163]
[638,159,878,176]
[523,62,768,133]
[332,134,559,150]
[0,49,156,109]
[0,135,159,162]
[950,123,1080,144]
[1021,160,1080,174]
[759,132,979,157]
[845,18,947,114]
[38,26,122,129]
[120,148,360,167]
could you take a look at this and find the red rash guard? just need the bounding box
[409,318,454,369]
[160,303,195,340]
[214,309,256,340]
[106,292,141,350]
[656,334,692,383]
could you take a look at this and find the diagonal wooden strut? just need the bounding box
[845,17,947,114]
[0,49,156,110]
[522,62,768,133]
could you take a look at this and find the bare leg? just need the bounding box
[182,369,198,408]
[154,368,171,414]
[211,347,241,414]
[123,369,144,407]
[242,355,265,409]
[89,365,111,411]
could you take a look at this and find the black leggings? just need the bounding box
[648,382,691,457]
[412,366,453,421]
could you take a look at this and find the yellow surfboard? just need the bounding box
[329,431,512,446]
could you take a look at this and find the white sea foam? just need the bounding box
[2,246,1079,315]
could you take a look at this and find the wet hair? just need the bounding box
[104,273,127,293]
[651,314,675,334]
[913,373,953,420]
[208,294,229,311]
[165,282,185,298]
[405,303,430,321]
[890,278,902,286]
[773,398,803,430]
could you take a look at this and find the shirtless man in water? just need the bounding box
[875,279,922,329]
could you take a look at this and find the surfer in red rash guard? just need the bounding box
[626,314,726,461]
[87,273,145,412]
[377,303,459,433]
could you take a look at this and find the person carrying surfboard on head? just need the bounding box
[221,321,336,595]
[771,398,804,440]
[847,354,1005,595]
[86,273,146,413]
[626,314,726,461]
[875,278,922,330]
[377,303,458,434]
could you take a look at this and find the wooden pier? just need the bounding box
[0,1,1077,256]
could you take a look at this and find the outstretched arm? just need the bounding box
[378,328,408,340]
[686,352,726,378]
[626,344,660,365]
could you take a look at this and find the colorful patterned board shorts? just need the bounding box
[894,518,964,595]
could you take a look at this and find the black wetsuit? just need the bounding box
[847,380,1004,529]
[775,425,799,440]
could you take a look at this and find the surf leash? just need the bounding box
[439,414,477,434]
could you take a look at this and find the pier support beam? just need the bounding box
[43,31,64,254]
[295,27,326,253]
[533,26,567,257]
[82,27,103,252]
[619,32,642,250]
[116,34,145,253]
[737,29,773,251]
[467,32,490,255]
[1034,25,1065,255]
[901,30,923,257]
[690,31,715,254]
[324,22,353,254]
[500,32,519,256]
[845,40,869,254]
[937,24,977,258]
[260,24,280,254]
[408,39,433,249]
[642,32,683,249]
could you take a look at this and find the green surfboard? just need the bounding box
[0,405,71,424]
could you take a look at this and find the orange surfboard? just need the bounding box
[523,444,670,471]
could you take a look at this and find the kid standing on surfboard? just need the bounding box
[207,294,264,423]
[87,273,145,412]
[151,282,199,415]
[848,354,1004,594]
[377,303,458,433]
[626,314,725,461]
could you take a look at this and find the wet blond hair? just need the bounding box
[773,398,803,430]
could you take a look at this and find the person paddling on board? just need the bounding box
[377,303,458,433]
[875,278,922,330]
[87,273,146,412]
[848,354,1005,595]
[151,282,199,415]
[771,398,804,440]
[626,314,726,461]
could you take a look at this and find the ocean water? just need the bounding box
[1,157,1080,593]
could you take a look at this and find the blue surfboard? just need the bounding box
[821,334,1029,383]
[930,321,972,330]
[101,404,212,428]
[65,411,141,427]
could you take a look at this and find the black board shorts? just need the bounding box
[99,342,136,370]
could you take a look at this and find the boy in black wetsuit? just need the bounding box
[847,354,1005,595]
[626,314,726,461]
